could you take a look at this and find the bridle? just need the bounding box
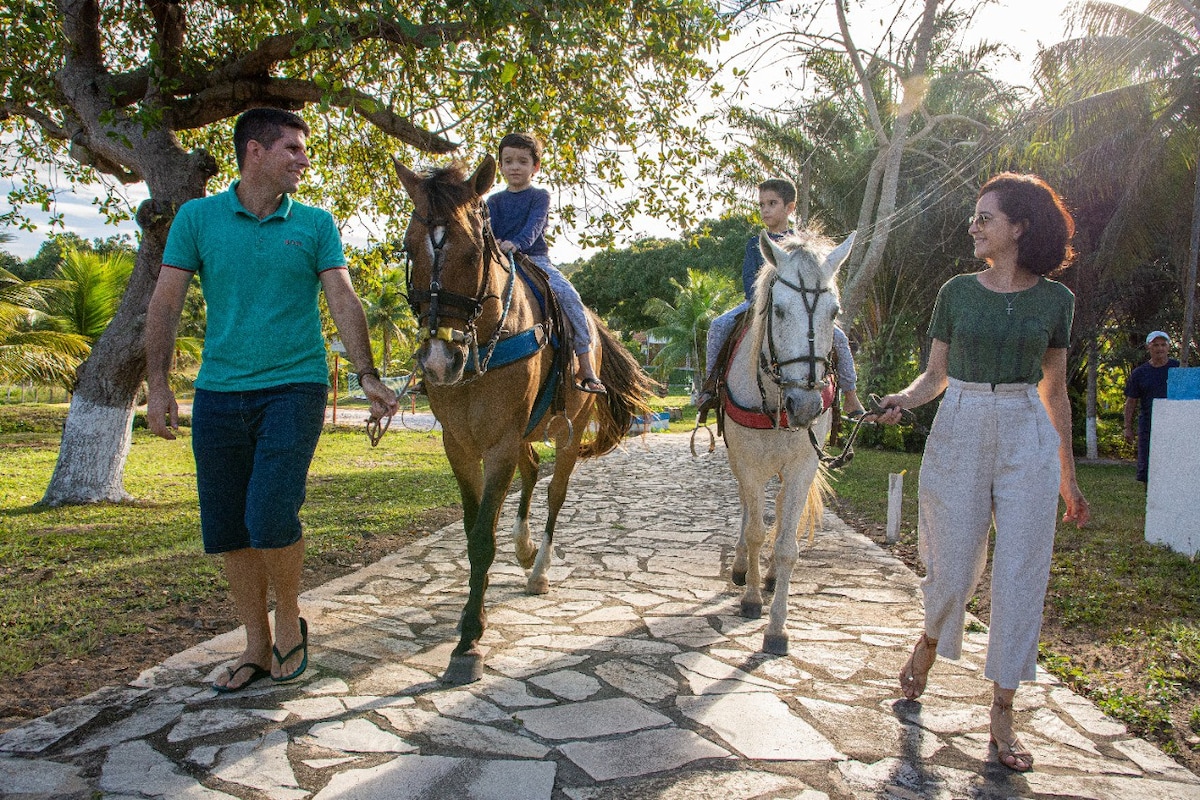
[403,201,516,380]
[756,269,834,428]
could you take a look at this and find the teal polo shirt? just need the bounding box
[162,181,346,391]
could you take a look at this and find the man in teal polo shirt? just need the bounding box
[146,107,397,692]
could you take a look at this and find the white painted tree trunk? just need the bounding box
[42,394,136,505]
[1086,339,1099,459]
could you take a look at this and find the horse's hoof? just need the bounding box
[731,569,747,587]
[762,633,789,655]
[516,549,538,570]
[442,653,484,685]
[763,576,777,594]
[740,600,762,619]
[526,576,550,595]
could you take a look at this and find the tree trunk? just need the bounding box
[41,214,171,505]
[41,145,214,505]
[1181,166,1200,366]
[1086,337,1098,459]
[840,110,915,324]
[837,0,940,327]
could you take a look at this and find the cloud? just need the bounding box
[2,176,146,260]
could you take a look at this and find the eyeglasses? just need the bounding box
[966,212,1004,228]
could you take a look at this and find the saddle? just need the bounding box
[696,310,839,439]
[695,309,750,436]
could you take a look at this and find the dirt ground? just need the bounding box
[4,500,1197,776]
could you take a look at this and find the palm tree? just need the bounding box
[643,269,738,386]
[0,266,90,387]
[42,247,135,343]
[360,268,416,377]
[1033,0,1200,361]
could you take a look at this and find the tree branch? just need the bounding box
[178,17,469,97]
[835,1,888,143]
[0,103,72,141]
[909,112,990,143]
[170,78,458,154]
[58,0,104,69]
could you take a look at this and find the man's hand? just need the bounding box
[146,386,179,440]
[363,375,400,421]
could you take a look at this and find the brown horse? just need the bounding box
[393,156,657,684]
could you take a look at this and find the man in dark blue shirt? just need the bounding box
[1124,330,1179,482]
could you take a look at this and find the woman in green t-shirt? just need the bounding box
[875,173,1090,772]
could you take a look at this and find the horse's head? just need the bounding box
[393,156,498,386]
[752,229,855,429]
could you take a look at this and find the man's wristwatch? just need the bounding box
[357,368,381,383]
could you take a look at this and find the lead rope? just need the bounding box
[808,394,921,469]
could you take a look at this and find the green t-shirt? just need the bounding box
[162,182,346,391]
[928,273,1074,385]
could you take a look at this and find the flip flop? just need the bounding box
[576,378,607,395]
[272,617,309,683]
[212,662,270,693]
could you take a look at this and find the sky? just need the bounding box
[1,0,1120,263]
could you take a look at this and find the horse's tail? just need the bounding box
[799,464,832,543]
[581,318,661,459]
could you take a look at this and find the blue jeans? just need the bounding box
[529,255,592,354]
[191,384,327,554]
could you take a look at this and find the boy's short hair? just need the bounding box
[758,178,797,207]
[498,132,543,166]
[233,107,310,170]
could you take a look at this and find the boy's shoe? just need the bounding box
[692,390,716,413]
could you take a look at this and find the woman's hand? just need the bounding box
[873,393,907,425]
[1061,481,1090,528]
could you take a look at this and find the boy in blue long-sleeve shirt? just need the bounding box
[486,133,606,394]
[697,178,863,415]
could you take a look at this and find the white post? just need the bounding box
[886,471,906,543]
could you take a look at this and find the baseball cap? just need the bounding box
[1145,330,1171,345]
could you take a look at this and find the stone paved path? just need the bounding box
[2,433,1197,799]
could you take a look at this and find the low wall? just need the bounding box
[1145,399,1200,555]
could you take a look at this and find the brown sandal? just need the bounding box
[898,633,937,700]
[990,700,1033,772]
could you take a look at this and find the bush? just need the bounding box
[0,404,68,434]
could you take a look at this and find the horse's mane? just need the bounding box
[418,161,476,218]
[749,227,837,324]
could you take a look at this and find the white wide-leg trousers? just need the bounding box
[917,378,1062,689]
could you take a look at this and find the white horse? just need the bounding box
[723,228,854,655]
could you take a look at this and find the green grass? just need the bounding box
[0,413,460,678]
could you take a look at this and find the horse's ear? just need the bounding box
[471,155,496,197]
[393,157,423,200]
[822,231,856,279]
[759,231,785,267]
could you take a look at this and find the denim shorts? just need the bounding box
[191,383,327,554]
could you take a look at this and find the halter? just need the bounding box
[403,202,516,380]
[756,270,833,427]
